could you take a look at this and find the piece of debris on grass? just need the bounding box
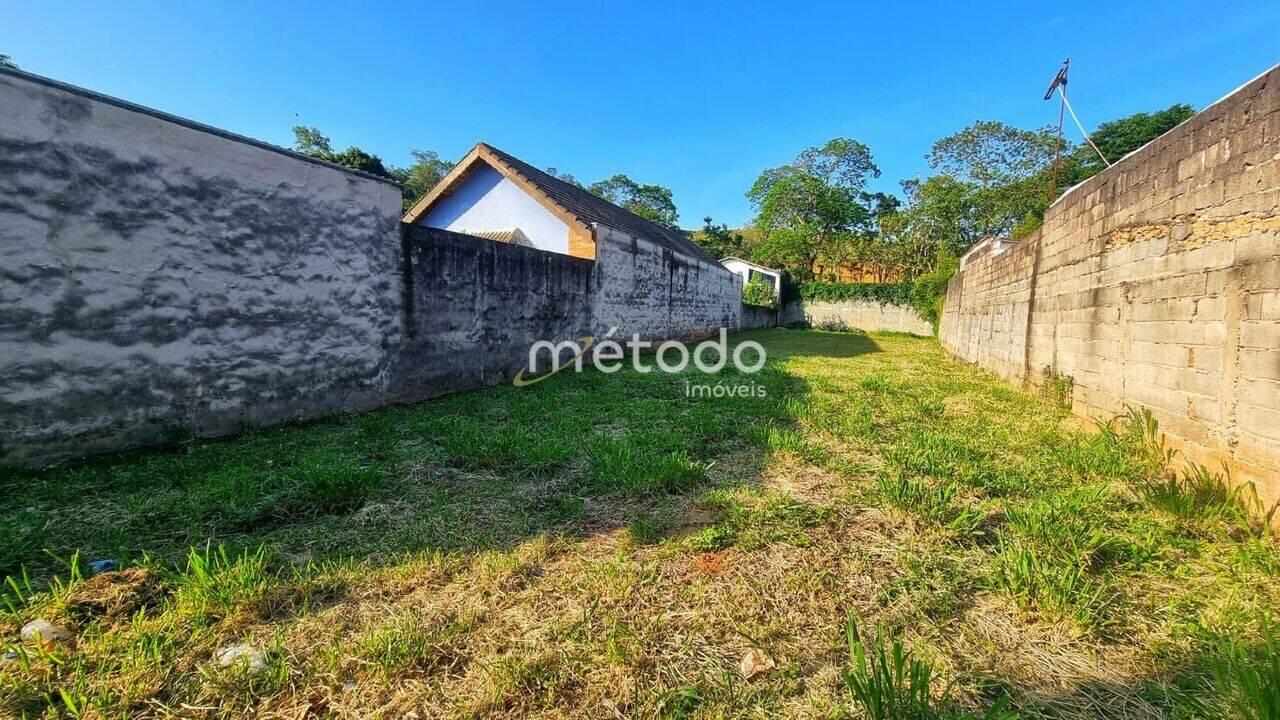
[20,619,70,648]
[214,643,266,674]
[65,567,163,622]
[88,558,118,575]
[738,648,775,679]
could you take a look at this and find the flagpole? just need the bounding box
[1045,59,1069,202]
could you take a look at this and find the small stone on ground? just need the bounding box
[739,648,775,678]
[214,643,266,674]
[20,619,70,647]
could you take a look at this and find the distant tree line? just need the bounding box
[292,125,683,227]
[291,100,1194,321]
[688,102,1194,321]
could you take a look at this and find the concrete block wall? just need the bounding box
[740,304,779,330]
[940,64,1280,501]
[784,299,934,336]
[940,232,1038,378]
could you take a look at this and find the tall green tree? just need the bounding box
[690,216,750,260]
[879,175,978,277]
[928,120,1060,188]
[545,167,584,188]
[746,138,881,279]
[292,126,452,211]
[292,125,392,177]
[389,150,454,210]
[926,121,1062,240]
[1062,103,1195,186]
[589,174,679,228]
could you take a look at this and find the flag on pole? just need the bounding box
[1044,59,1069,101]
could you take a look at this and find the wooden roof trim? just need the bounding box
[401,143,595,242]
[401,145,483,223]
[473,143,593,237]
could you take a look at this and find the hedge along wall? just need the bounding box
[940,64,1280,503]
[782,283,934,336]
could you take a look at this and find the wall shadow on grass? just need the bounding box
[0,329,880,584]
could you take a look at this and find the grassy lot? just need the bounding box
[2,328,1277,718]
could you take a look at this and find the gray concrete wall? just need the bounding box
[740,304,778,330]
[0,69,405,464]
[0,68,745,465]
[591,225,741,341]
[393,226,595,398]
[781,299,933,336]
[940,64,1280,503]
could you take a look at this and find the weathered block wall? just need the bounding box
[740,304,778,330]
[0,68,745,465]
[783,299,934,336]
[393,226,594,398]
[591,226,741,341]
[939,235,1038,377]
[940,64,1280,500]
[0,69,405,464]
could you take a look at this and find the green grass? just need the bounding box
[844,619,1016,719]
[1,329,1277,718]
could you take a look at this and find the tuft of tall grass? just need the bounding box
[359,611,475,678]
[292,457,380,514]
[1205,621,1280,720]
[175,544,272,622]
[843,618,1017,719]
[1003,488,1126,570]
[878,474,984,535]
[1178,620,1280,720]
[1141,462,1262,529]
[988,538,1114,631]
[1099,406,1268,533]
[586,441,708,493]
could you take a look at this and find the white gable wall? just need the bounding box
[418,164,570,254]
[720,258,778,291]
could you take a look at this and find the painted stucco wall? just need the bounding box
[0,69,405,464]
[939,64,1280,502]
[591,225,742,341]
[782,299,933,336]
[394,226,595,398]
[0,68,745,465]
[419,164,571,255]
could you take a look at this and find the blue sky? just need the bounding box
[5,1,1278,227]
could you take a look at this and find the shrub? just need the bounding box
[796,281,911,305]
[742,278,778,308]
[909,250,959,327]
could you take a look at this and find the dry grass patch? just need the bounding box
[3,330,1278,718]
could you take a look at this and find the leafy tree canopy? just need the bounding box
[745,138,882,280]
[545,167,584,188]
[690,216,750,260]
[388,150,453,209]
[292,126,452,211]
[589,173,679,228]
[928,120,1060,188]
[1062,103,1195,185]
